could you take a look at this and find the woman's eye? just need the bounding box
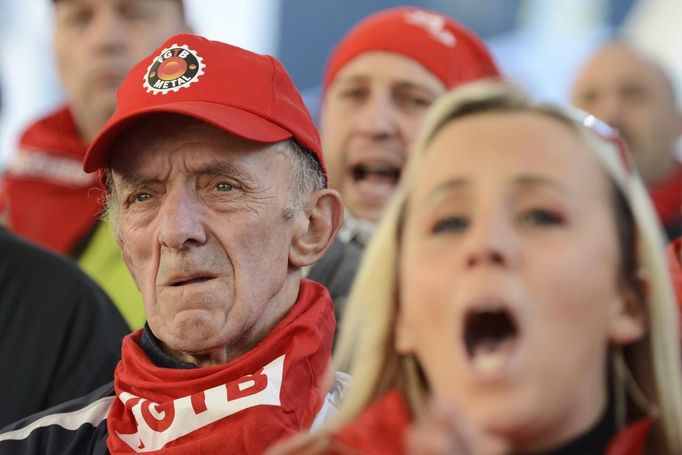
[521,209,565,226]
[432,216,469,234]
[215,182,234,192]
[134,193,152,203]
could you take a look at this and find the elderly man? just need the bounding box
[0,33,345,454]
[0,0,191,329]
[571,40,682,239]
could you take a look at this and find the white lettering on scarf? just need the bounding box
[115,355,285,452]
[404,10,457,47]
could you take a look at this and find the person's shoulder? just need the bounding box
[331,390,411,454]
[0,382,115,455]
[17,106,74,146]
[0,227,106,297]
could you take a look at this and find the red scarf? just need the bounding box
[2,107,101,254]
[331,390,653,454]
[649,164,682,233]
[107,279,335,454]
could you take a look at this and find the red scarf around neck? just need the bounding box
[107,279,335,454]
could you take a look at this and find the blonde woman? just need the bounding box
[273,82,682,454]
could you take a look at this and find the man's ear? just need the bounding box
[289,188,344,268]
[609,272,648,345]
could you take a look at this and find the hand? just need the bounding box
[405,397,509,455]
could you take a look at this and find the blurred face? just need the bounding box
[571,43,682,184]
[396,112,643,451]
[110,117,302,364]
[53,0,187,141]
[320,51,446,222]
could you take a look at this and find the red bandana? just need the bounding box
[2,107,101,254]
[107,279,334,454]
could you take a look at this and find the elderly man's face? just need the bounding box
[109,116,302,364]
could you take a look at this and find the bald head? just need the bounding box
[571,41,682,184]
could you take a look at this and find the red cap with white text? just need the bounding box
[83,33,325,180]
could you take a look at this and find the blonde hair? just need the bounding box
[316,81,682,453]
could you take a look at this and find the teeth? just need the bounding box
[472,351,505,374]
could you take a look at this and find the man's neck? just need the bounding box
[159,272,303,367]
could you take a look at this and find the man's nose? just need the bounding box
[353,92,398,138]
[158,188,207,250]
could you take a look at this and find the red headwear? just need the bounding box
[83,33,325,181]
[323,7,500,92]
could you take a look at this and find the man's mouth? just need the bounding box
[351,163,401,185]
[169,274,216,287]
[463,305,520,377]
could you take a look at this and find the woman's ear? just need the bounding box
[289,189,344,268]
[609,271,648,345]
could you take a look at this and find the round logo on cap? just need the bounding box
[143,43,205,95]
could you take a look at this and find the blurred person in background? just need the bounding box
[273,82,682,454]
[309,7,500,328]
[571,40,682,240]
[0,33,347,454]
[0,0,190,329]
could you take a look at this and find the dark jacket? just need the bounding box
[0,227,128,427]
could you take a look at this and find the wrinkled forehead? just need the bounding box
[108,114,277,173]
[331,51,447,94]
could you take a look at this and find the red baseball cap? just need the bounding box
[83,33,324,180]
[323,7,500,92]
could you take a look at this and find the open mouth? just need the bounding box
[351,163,401,186]
[170,275,215,287]
[463,307,519,375]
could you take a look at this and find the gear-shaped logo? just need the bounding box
[143,44,205,95]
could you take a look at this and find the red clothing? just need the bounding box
[649,164,682,239]
[107,279,335,454]
[1,107,101,254]
[330,390,653,455]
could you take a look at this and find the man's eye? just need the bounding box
[339,88,367,101]
[62,9,93,27]
[432,216,469,234]
[520,209,565,226]
[216,182,233,192]
[398,93,433,109]
[134,193,152,203]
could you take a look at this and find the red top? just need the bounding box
[329,390,653,455]
[1,107,101,255]
[649,164,682,236]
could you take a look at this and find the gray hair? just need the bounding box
[101,138,325,230]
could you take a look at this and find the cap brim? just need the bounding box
[83,101,293,173]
